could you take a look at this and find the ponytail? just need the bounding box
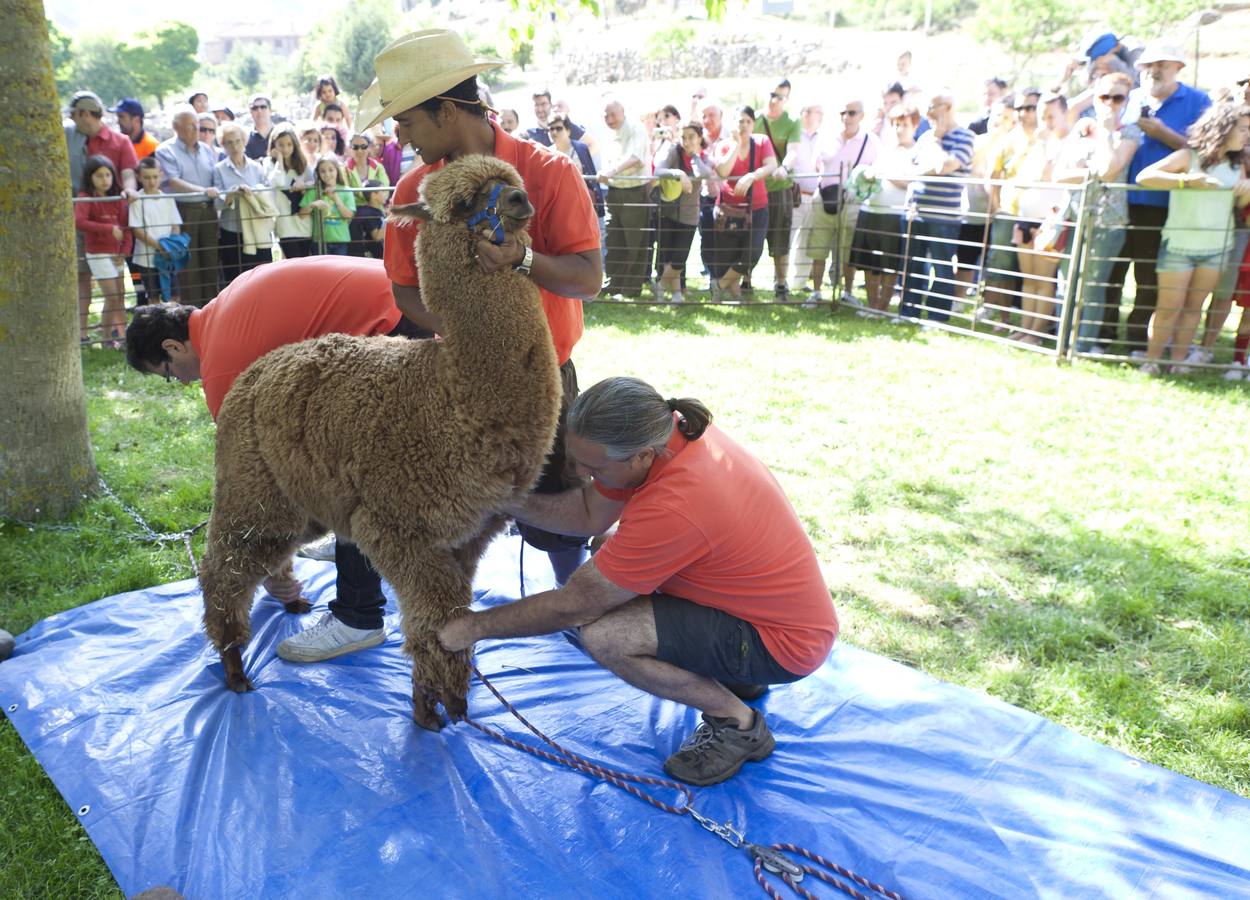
[666,397,712,441]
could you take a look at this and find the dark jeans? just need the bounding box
[218,228,273,285]
[322,243,350,256]
[656,217,696,272]
[279,237,312,259]
[130,262,167,303]
[1102,203,1168,348]
[900,217,961,323]
[698,195,720,280]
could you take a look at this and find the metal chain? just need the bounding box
[7,476,205,573]
[465,664,904,899]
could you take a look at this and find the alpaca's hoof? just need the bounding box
[221,646,254,692]
[412,698,445,732]
[225,672,255,693]
[283,598,313,614]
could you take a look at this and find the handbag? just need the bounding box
[761,116,800,209]
[820,134,869,215]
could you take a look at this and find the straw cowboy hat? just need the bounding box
[361,30,504,131]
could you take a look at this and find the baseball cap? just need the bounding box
[1136,44,1187,67]
[68,91,104,114]
[213,106,236,120]
[1082,32,1118,61]
[108,98,144,117]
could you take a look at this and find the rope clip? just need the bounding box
[745,842,805,882]
[688,807,744,847]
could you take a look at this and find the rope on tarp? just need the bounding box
[466,663,905,900]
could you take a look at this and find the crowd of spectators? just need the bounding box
[64,40,1250,375]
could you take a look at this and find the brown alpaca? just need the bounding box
[198,155,562,730]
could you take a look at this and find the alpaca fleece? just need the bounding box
[199,155,562,730]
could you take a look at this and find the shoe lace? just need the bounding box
[677,720,722,756]
[301,613,338,638]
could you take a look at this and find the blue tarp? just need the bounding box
[2,535,1248,899]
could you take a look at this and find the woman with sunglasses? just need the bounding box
[345,132,390,189]
[547,113,607,262]
[1055,73,1142,353]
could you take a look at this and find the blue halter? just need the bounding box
[465,182,507,246]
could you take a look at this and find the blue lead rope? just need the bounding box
[466,182,507,245]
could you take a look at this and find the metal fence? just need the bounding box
[72,174,1250,375]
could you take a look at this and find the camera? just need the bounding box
[1140,104,1153,119]
[655,126,672,139]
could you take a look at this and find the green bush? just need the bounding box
[643,23,697,61]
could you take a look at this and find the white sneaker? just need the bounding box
[1139,362,1161,376]
[1222,365,1246,381]
[276,612,385,662]
[1185,346,1214,366]
[840,291,864,307]
[1130,350,1147,360]
[802,289,821,309]
[296,533,337,561]
[671,290,684,304]
[1169,364,1194,376]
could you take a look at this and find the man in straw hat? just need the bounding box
[277,30,604,664]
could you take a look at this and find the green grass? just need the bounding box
[2,303,1249,896]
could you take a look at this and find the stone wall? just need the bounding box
[562,41,848,84]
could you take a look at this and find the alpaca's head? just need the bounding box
[389,155,533,245]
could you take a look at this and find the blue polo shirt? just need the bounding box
[1127,82,1210,208]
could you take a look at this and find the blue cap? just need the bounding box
[108,98,144,117]
[1082,33,1118,61]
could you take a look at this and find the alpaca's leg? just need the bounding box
[452,516,508,582]
[200,529,302,692]
[358,535,473,731]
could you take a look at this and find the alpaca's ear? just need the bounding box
[388,203,432,227]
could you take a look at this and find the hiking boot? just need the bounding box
[663,711,775,786]
[276,612,385,662]
[724,682,768,701]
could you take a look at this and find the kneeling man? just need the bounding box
[438,376,837,786]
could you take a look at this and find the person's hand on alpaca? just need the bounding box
[437,613,478,653]
[474,233,526,274]
[263,573,310,613]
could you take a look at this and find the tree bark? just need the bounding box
[0,0,97,518]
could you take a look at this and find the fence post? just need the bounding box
[1055,178,1098,365]
[832,175,846,304]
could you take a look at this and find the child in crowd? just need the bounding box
[300,155,355,255]
[266,123,315,259]
[74,155,132,346]
[349,179,387,259]
[129,157,183,303]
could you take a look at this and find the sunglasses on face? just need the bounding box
[1098,94,1128,104]
[548,125,566,132]
[770,92,786,101]
[1016,105,1038,112]
[840,110,861,117]
[251,104,269,111]
[199,126,215,133]
[351,143,369,150]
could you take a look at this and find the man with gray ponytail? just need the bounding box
[439,376,837,786]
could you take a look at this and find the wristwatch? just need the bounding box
[514,245,534,276]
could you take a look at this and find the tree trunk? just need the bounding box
[0,0,97,519]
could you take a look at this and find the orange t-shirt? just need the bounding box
[383,121,598,366]
[593,419,838,676]
[189,257,403,419]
